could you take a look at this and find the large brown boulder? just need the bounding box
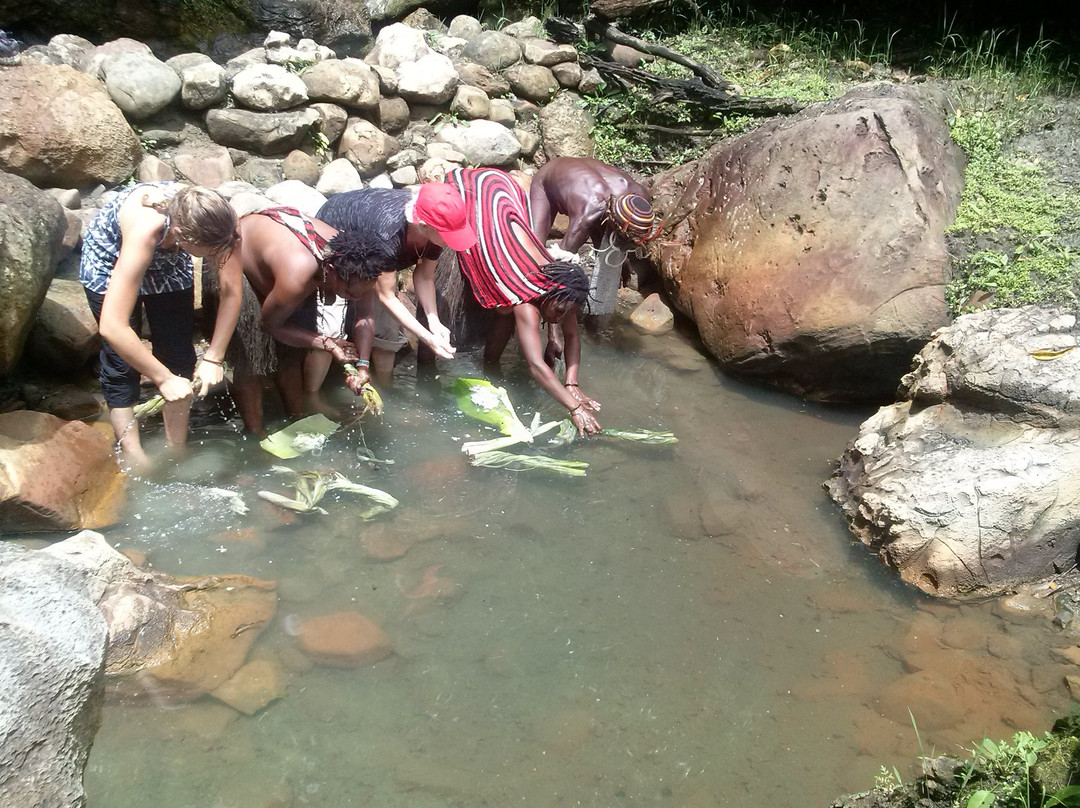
[0,171,67,374]
[0,411,127,533]
[649,83,964,403]
[0,62,143,187]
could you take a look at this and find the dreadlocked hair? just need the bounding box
[323,228,383,281]
[539,260,591,310]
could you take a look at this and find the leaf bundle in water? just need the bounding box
[468,450,589,477]
[132,395,166,420]
[452,377,533,442]
[257,467,399,518]
[344,363,384,416]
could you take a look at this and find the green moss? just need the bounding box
[177,0,252,42]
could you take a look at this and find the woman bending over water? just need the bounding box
[80,182,241,473]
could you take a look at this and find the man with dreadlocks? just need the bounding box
[215,207,385,435]
[446,167,602,437]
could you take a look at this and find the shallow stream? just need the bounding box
[59,321,1071,806]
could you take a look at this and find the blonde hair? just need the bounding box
[150,185,239,259]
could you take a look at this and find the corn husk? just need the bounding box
[461,413,562,456]
[452,377,533,442]
[344,363,384,416]
[548,420,678,447]
[258,466,398,518]
[259,414,339,459]
[469,450,589,477]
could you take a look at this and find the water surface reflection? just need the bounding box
[81,322,1069,807]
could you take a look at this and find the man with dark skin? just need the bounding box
[216,207,377,435]
[528,157,657,363]
[528,156,653,253]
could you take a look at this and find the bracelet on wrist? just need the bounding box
[569,404,584,416]
[565,382,579,388]
[355,359,370,368]
[201,357,223,366]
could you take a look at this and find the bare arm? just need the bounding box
[194,252,242,395]
[374,271,455,359]
[514,303,600,435]
[412,255,452,350]
[98,206,192,401]
[260,269,357,364]
[560,314,601,413]
[560,198,608,253]
[528,178,555,243]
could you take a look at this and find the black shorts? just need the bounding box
[85,287,196,408]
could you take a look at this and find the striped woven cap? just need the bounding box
[607,194,656,243]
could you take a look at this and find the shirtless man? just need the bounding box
[528,156,656,254]
[528,157,659,361]
[216,207,378,435]
[447,167,601,436]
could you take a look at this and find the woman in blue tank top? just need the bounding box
[80,182,240,474]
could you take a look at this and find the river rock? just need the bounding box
[338,117,401,177]
[300,58,381,110]
[537,91,594,159]
[503,63,559,104]
[397,52,460,105]
[295,611,393,666]
[316,157,364,195]
[180,60,228,110]
[0,62,142,187]
[364,22,431,70]
[172,145,236,188]
[101,50,181,119]
[0,173,67,375]
[0,540,108,808]
[100,560,278,700]
[462,30,522,70]
[650,83,963,403]
[630,292,675,334]
[25,278,101,371]
[231,63,309,111]
[0,411,127,533]
[206,107,320,155]
[826,306,1080,599]
[436,119,521,168]
[211,658,286,715]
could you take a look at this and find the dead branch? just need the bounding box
[581,54,804,116]
[584,16,735,90]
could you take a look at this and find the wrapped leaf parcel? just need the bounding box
[259,413,339,459]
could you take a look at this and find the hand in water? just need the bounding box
[570,406,601,437]
[567,385,601,412]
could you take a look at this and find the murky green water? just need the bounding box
[78,322,1071,807]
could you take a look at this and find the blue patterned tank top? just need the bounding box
[79,182,194,296]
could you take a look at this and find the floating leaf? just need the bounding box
[259,414,339,459]
[452,377,533,442]
[469,450,589,477]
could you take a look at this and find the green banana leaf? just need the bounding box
[259,413,340,459]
